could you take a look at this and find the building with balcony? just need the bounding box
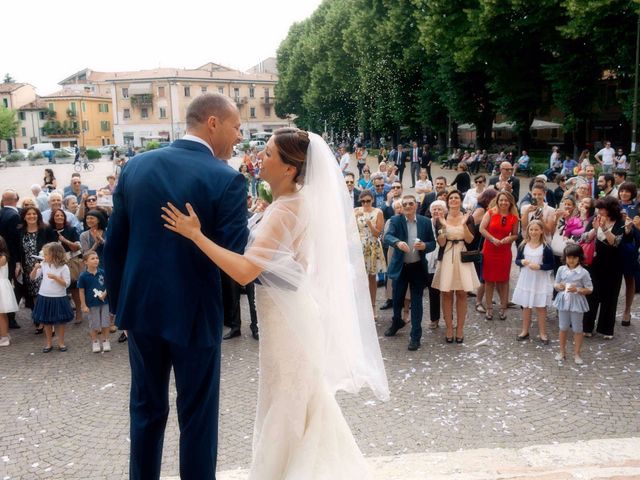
[29,89,114,148]
[15,99,48,149]
[59,62,289,146]
[0,82,37,154]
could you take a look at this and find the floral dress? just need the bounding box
[356,209,386,275]
[22,232,42,299]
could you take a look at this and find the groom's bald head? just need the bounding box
[186,93,236,130]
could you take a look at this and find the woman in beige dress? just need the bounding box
[432,190,480,343]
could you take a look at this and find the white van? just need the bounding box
[28,143,56,153]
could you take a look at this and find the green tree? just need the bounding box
[0,107,19,141]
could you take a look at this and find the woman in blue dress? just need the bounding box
[618,181,640,327]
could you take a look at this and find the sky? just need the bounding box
[4,0,323,95]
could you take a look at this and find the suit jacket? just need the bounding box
[0,207,21,276]
[418,191,438,217]
[351,188,361,208]
[489,175,520,202]
[104,139,249,348]
[383,214,435,280]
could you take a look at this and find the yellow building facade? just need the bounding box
[34,90,114,148]
[59,63,289,146]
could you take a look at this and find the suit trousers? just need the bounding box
[221,271,241,329]
[410,162,420,187]
[583,266,622,336]
[128,332,221,480]
[245,281,258,332]
[396,165,405,183]
[392,262,427,343]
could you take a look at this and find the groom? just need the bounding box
[104,93,248,479]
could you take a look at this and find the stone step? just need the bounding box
[163,437,640,480]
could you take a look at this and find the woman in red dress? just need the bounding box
[479,192,520,320]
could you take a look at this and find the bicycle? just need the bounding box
[74,161,95,172]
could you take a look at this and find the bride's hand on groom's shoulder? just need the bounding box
[161,202,202,241]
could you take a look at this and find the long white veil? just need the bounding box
[245,132,389,401]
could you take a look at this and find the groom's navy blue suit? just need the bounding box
[104,139,248,480]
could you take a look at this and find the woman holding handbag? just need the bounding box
[431,190,480,343]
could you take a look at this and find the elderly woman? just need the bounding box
[618,182,640,326]
[582,196,630,338]
[432,190,480,343]
[479,191,519,320]
[16,206,56,333]
[355,190,386,317]
[49,208,83,323]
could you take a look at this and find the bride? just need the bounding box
[161,128,389,479]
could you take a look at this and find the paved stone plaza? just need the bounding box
[0,159,639,479]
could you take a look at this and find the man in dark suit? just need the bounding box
[104,94,248,480]
[0,190,21,329]
[409,141,421,188]
[383,195,436,351]
[345,172,361,207]
[418,176,448,217]
[489,161,521,202]
[391,144,407,183]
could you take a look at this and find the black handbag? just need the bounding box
[460,249,482,263]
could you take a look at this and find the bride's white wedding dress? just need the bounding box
[243,133,389,479]
[250,286,371,479]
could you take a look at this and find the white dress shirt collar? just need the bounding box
[182,134,215,157]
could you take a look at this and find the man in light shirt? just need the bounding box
[595,141,615,174]
[339,146,351,174]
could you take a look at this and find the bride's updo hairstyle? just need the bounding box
[273,127,310,184]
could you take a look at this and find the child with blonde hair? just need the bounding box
[512,220,554,344]
[31,242,73,352]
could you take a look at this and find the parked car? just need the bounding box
[249,139,266,151]
[61,147,77,156]
[10,149,30,159]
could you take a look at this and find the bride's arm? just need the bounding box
[162,202,262,286]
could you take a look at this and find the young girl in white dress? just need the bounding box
[162,128,389,479]
[513,220,554,344]
[0,236,19,347]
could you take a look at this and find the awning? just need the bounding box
[530,119,562,130]
[128,83,152,95]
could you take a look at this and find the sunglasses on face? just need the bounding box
[392,186,402,189]
[375,184,384,188]
[475,180,485,184]
[402,202,415,207]
[87,198,97,202]
[345,181,354,185]
[360,199,372,204]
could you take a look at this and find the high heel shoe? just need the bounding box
[455,337,464,344]
[622,313,631,327]
[445,337,454,343]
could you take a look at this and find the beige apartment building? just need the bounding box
[59,62,289,147]
[0,82,37,153]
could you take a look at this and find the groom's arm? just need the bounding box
[103,168,130,312]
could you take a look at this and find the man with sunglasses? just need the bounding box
[383,195,435,351]
[382,181,404,220]
[344,172,361,208]
[370,174,391,211]
[63,173,89,203]
[489,161,520,201]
